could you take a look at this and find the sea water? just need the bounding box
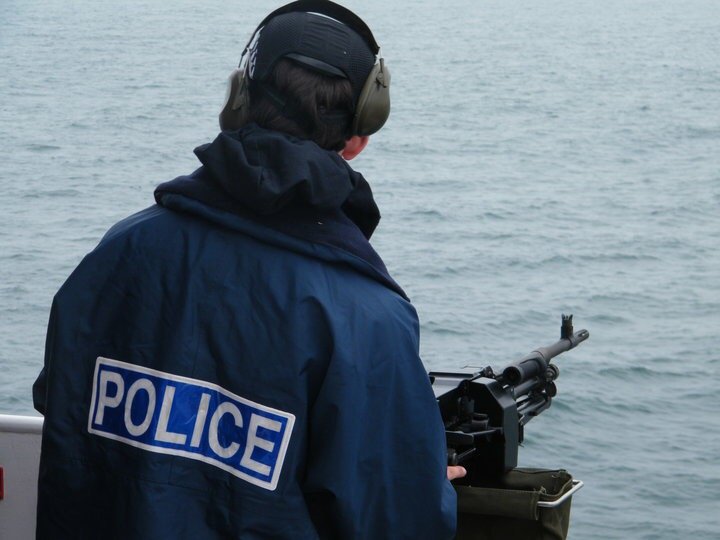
[1,0,719,538]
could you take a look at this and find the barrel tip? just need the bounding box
[561,314,574,339]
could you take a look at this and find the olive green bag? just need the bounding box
[455,468,581,540]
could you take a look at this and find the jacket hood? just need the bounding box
[193,124,380,239]
[154,125,406,300]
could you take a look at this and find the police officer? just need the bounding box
[34,1,463,537]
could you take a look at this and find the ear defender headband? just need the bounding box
[219,0,390,137]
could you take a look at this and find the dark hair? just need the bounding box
[247,59,354,152]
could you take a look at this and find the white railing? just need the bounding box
[0,413,44,540]
[0,414,43,434]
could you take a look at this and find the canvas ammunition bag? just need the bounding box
[455,468,577,540]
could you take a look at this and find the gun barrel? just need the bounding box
[532,328,589,363]
[502,329,589,387]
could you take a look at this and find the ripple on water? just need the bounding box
[24,143,62,152]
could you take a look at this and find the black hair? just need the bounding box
[247,59,354,152]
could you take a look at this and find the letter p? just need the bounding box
[95,370,125,425]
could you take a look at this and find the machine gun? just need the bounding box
[429,315,589,486]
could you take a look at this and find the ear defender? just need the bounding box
[219,68,250,131]
[219,0,391,137]
[353,58,390,136]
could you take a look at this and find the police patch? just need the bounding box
[88,357,295,491]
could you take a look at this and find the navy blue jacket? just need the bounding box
[33,125,457,539]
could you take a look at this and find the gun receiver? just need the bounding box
[429,315,589,484]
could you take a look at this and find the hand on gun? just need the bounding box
[447,466,467,481]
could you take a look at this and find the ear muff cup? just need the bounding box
[219,68,251,131]
[352,59,390,136]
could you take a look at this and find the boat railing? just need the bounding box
[0,413,43,540]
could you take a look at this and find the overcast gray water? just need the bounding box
[2,0,719,538]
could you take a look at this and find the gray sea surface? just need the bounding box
[2,0,719,538]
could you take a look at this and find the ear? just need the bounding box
[340,135,369,160]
